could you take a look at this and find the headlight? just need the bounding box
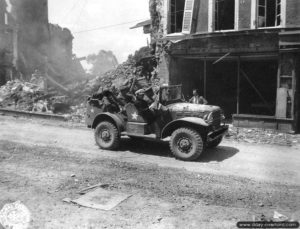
[204,112,213,124]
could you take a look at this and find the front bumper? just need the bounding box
[207,125,228,142]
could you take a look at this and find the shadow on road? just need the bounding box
[119,138,171,158]
[119,138,239,162]
[200,146,239,162]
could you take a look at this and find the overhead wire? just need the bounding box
[73,18,149,34]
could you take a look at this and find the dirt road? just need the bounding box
[0,116,299,228]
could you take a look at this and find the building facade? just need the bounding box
[151,0,300,132]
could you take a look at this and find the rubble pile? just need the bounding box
[0,78,49,112]
[83,59,147,96]
[83,46,158,96]
[225,125,300,146]
[0,77,75,115]
[0,47,158,123]
[68,103,86,123]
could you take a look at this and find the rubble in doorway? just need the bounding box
[225,125,300,146]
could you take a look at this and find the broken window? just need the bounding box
[215,0,235,31]
[257,0,281,27]
[170,0,185,33]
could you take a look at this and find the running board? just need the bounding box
[121,132,157,140]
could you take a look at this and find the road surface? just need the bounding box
[0,115,299,228]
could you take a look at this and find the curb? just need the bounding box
[0,108,67,121]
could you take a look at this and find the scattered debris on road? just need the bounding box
[69,188,132,211]
[78,183,109,195]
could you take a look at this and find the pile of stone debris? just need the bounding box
[83,59,156,97]
[0,78,49,112]
[225,125,300,146]
[0,76,75,114]
[0,59,156,123]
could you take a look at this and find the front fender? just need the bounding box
[161,117,208,139]
[92,113,125,132]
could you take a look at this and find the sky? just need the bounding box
[48,0,150,64]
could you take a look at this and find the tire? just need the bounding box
[94,121,120,150]
[207,136,223,148]
[169,128,204,161]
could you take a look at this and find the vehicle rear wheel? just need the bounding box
[207,136,223,148]
[169,128,204,161]
[94,121,120,150]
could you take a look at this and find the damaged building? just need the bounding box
[0,0,84,87]
[146,0,300,133]
[0,0,17,85]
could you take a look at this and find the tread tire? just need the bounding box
[94,121,120,150]
[169,128,204,161]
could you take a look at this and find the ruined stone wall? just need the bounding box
[8,0,49,78]
[149,0,171,84]
[5,0,84,83]
[48,24,75,81]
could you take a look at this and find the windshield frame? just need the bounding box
[159,84,184,105]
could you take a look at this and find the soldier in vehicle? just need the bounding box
[134,89,155,123]
[117,85,136,107]
[101,89,120,113]
[189,89,208,105]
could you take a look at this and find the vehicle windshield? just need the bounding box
[160,85,183,105]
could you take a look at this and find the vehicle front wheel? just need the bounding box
[207,136,223,148]
[169,128,204,161]
[94,121,120,150]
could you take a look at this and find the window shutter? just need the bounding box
[182,0,195,34]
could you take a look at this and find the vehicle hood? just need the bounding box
[166,102,221,119]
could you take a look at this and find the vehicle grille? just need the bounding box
[212,110,221,128]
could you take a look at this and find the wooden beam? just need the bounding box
[212,52,231,64]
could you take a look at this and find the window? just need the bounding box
[215,0,235,31]
[170,0,186,33]
[257,0,281,27]
[169,0,197,34]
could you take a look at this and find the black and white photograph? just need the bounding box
[0,0,299,228]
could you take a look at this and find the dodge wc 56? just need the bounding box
[86,85,228,161]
